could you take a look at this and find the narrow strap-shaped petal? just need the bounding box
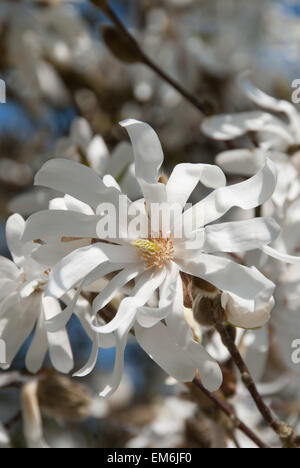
[239,74,300,141]
[6,214,35,266]
[35,158,120,209]
[166,163,226,207]
[92,269,166,334]
[177,253,275,312]
[216,149,268,176]
[45,243,138,298]
[73,332,100,378]
[25,313,48,374]
[203,218,280,253]
[43,296,74,374]
[23,210,101,242]
[202,111,291,142]
[183,158,277,229]
[99,317,135,398]
[0,294,39,368]
[92,264,144,314]
[243,327,269,382]
[0,257,20,281]
[262,245,300,264]
[120,119,167,203]
[135,321,197,383]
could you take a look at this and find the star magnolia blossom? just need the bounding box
[0,214,76,374]
[23,119,280,396]
[202,74,300,153]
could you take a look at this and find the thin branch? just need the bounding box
[94,0,213,116]
[4,411,22,431]
[193,377,269,448]
[215,323,294,443]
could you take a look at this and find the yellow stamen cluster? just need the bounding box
[133,238,174,269]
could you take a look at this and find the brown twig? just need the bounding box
[193,377,269,448]
[4,410,22,431]
[94,0,213,116]
[215,323,294,444]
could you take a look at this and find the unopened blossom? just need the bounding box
[23,119,280,396]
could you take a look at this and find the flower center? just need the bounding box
[133,238,174,269]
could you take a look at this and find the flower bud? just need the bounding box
[101,25,143,64]
[223,294,275,329]
[37,372,92,423]
[193,294,225,327]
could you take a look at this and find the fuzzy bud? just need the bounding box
[193,294,225,327]
[37,372,92,423]
[101,25,143,64]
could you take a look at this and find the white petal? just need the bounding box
[25,313,48,374]
[0,294,39,367]
[23,210,100,242]
[106,142,134,179]
[243,327,269,381]
[46,243,138,298]
[202,111,290,141]
[183,158,277,229]
[223,294,274,329]
[5,214,26,265]
[203,218,280,253]
[262,245,300,265]
[0,257,20,281]
[70,117,92,148]
[92,264,144,314]
[32,239,91,268]
[120,120,167,203]
[136,305,170,328]
[99,317,135,397]
[35,158,119,209]
[120,120,163,184]
[166,163,226,207]
[0,279,17,300]
[73,332,100,378]
[9,188,56,217]
[135,321,197,382]
[120,163,143,201]
[43,296,74,374]
[63,195,94,215]
[177,253,275,313]
[87,135,109,175]
[92,269,166,334]
[216,149,267,176]
[239,74,300,138]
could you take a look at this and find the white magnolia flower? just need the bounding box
[23,119,280,396]
[202,74,300,153]
[202,77,300,380]
[0,214,77,374]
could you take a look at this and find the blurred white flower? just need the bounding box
[0,213,83,374]
[202,74,300,153]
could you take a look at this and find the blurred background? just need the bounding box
[1,0,300,448]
